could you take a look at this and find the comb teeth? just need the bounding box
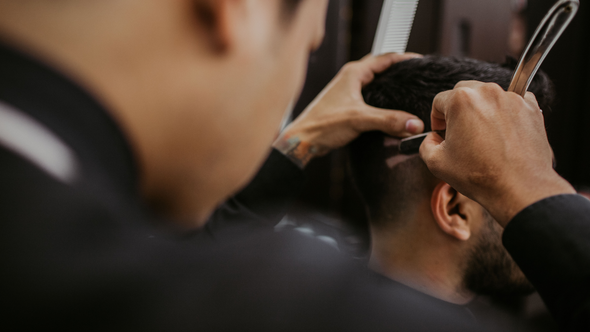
[372,0,419,56]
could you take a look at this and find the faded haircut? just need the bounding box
[348,55,555,226]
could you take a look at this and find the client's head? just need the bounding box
[348,56,554,304]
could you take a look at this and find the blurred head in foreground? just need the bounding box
[0,0,328,226]
[349,56,554,304]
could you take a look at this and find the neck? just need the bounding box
[369,213,475,305]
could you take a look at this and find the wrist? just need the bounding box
[480,172,575,227]
[272,131,327,169]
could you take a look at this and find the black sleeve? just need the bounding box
[203,149,305,236]
[503,194,590,331]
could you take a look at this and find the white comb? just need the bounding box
[372,0,420,56]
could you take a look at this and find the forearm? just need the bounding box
[478,171,575,227]
[503,194,590,331]
[272,131,329,169]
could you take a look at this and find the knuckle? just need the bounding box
[453,81,468,89]
[346,108,365,126]
[347,107,362,118]
[506,90,524,104]
[453,87,474,101]
[341,62,359,74]
[422,153,439,171]
[387,115,401,131]
[454,80,477,89]
[448,88,478,115]
[525,92,540,105]
[482,82,503,94]
[348,114,365,131]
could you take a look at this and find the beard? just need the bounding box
[462,210,535,297]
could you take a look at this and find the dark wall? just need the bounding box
[350,0,442,60]
[525,1,590,187]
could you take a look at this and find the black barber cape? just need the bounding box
[0,42,588,331]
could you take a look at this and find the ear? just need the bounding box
[430,182,477,241]
[192,0,238,53]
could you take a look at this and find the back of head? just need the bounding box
[348,55,554,226]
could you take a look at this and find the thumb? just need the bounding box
[358,105,425,138]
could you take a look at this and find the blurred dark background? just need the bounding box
[286,1,589,330]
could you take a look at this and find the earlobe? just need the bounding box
[431,182,471,241]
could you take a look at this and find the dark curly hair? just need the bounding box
[348,55,555,225]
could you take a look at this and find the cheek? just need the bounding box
[258,44,310,132]
[227,66,307,188]
[278,42,311,104]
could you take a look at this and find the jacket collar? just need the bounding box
[0,41,139,199]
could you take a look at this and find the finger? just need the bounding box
[431,90,453,132]
[357,53,423,85]
[419,132,444,167]
[524,91,541,111]
[356,106,425,137]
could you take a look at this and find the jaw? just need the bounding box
[368,215,476,305]
[461,218,535,297]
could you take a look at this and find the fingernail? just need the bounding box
[405,119,424,134]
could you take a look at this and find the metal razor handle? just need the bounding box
[399,130,445,154]
[508,0,579,97]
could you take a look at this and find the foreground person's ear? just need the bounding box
[192,0,239,53]
[431,182,473,241]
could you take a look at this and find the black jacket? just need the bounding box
[0,41,587,331]
[503,194,590,331]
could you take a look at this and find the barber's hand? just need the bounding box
[273,53,424,168]
[420,81,575,227]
